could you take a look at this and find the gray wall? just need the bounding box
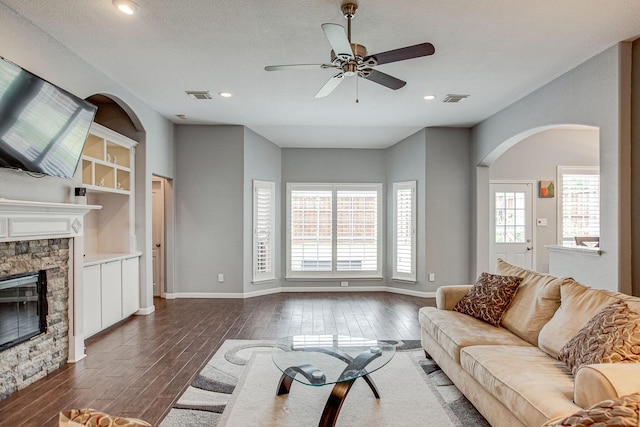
[490,127,599,273]
[473,43,630,292]
[243,128,282,294]
[175,125,244,294]
[424,128,473,286]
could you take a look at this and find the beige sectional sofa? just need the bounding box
[419,259,640,427]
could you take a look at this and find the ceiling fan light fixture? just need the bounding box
[113,0,138,15]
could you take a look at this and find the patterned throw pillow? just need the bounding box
[59,408,151,427]
[558,300,640,375]
[453,272,521,327]
[544,393,640,427]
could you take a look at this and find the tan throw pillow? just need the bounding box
[558,300,640,375]
[59,409,151,427]
[453,272,521,327]
[543,393,640,427]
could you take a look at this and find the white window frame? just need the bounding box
[392,181,416,282]
[253,180,275,282]
[556,166,600,246]
[286,183,383,280]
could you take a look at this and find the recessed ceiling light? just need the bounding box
[113,0,138,15]
[423,95,436,100]
[219,92,233,98]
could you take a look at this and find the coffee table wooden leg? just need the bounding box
[362,374,380,398]
[318,379,355,427]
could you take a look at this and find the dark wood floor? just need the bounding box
[0,292,434,426]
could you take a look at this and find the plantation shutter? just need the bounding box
[336,189,378,271]
[393,181,416,281]
[559,167,600,245]
[289,187,333,272]
[253,180,275,281]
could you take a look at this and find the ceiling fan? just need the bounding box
[264,2,435,98]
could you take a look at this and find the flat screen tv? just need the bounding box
[0,56,97,179]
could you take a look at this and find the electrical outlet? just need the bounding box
[217,274,224,283]
[341,281,348,287]
[428,273,436,282]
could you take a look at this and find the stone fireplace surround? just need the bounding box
[0,199,97,400]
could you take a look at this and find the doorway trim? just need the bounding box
[152,174,175,299]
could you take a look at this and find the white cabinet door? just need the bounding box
[83,264,102,337]
[101,260,122,328]
[121,256,139,317]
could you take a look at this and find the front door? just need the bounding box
[489,181,534,272]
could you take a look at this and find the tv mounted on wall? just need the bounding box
[0,56,97,179]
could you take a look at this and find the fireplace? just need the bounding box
[0,270,47,351]
[0,199,97,400]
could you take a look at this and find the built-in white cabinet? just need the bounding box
[77,123,141,339]
[82,264,102,337]
[82,254,141,338]
[121,256,140,318]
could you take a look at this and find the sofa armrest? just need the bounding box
[574,363,640,408]
[435,285,472,310]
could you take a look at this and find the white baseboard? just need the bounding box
[135,305,156,315]
[168,286,435,299]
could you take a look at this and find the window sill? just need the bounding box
[391,277,417,284]
[285,276,384,282]
[545,245,602,257]
[252,278,276,285]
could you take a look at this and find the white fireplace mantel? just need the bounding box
[0,198,101,362]
[0,198,100,242]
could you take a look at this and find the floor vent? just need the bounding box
[442,94,469,103]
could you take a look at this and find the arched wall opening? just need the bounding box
[480,124,599,274]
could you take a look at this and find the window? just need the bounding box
[393,181,416,282]
[253,180,275,282]
[286,183,382,279]
[494,191,526,243]
[557,166,600,246]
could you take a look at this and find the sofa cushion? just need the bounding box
[538,279,620,358]
[419,307,531,363]
[574,363,640,408]
[453,272,521,327]
[496,258,563,346]
[460,345,580,427]
[558,300,640,374]
[541,393,640,427]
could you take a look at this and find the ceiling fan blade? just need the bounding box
[364,42,435,66]
[265,64,336,71]
[315,73,344,98]
[361,69,406,90]
[321,23,353,57]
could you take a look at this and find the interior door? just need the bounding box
[152,179,165,297]
[489,182,534,273]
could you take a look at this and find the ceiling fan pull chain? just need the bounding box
[356,75,359,103]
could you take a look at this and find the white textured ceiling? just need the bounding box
[2,0,639,148]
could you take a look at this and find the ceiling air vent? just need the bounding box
[442,94,469,103]
[186,91,212,100]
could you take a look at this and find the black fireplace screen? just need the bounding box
[0,271,47,351]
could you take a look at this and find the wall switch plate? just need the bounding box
[217,274,224,283]
[341,281,348,287]
[536,218,548,226]
[428,273,436,282]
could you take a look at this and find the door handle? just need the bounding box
[155,243,161,247]
[526,246,533,251]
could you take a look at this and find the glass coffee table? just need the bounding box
[272,335,396,427]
